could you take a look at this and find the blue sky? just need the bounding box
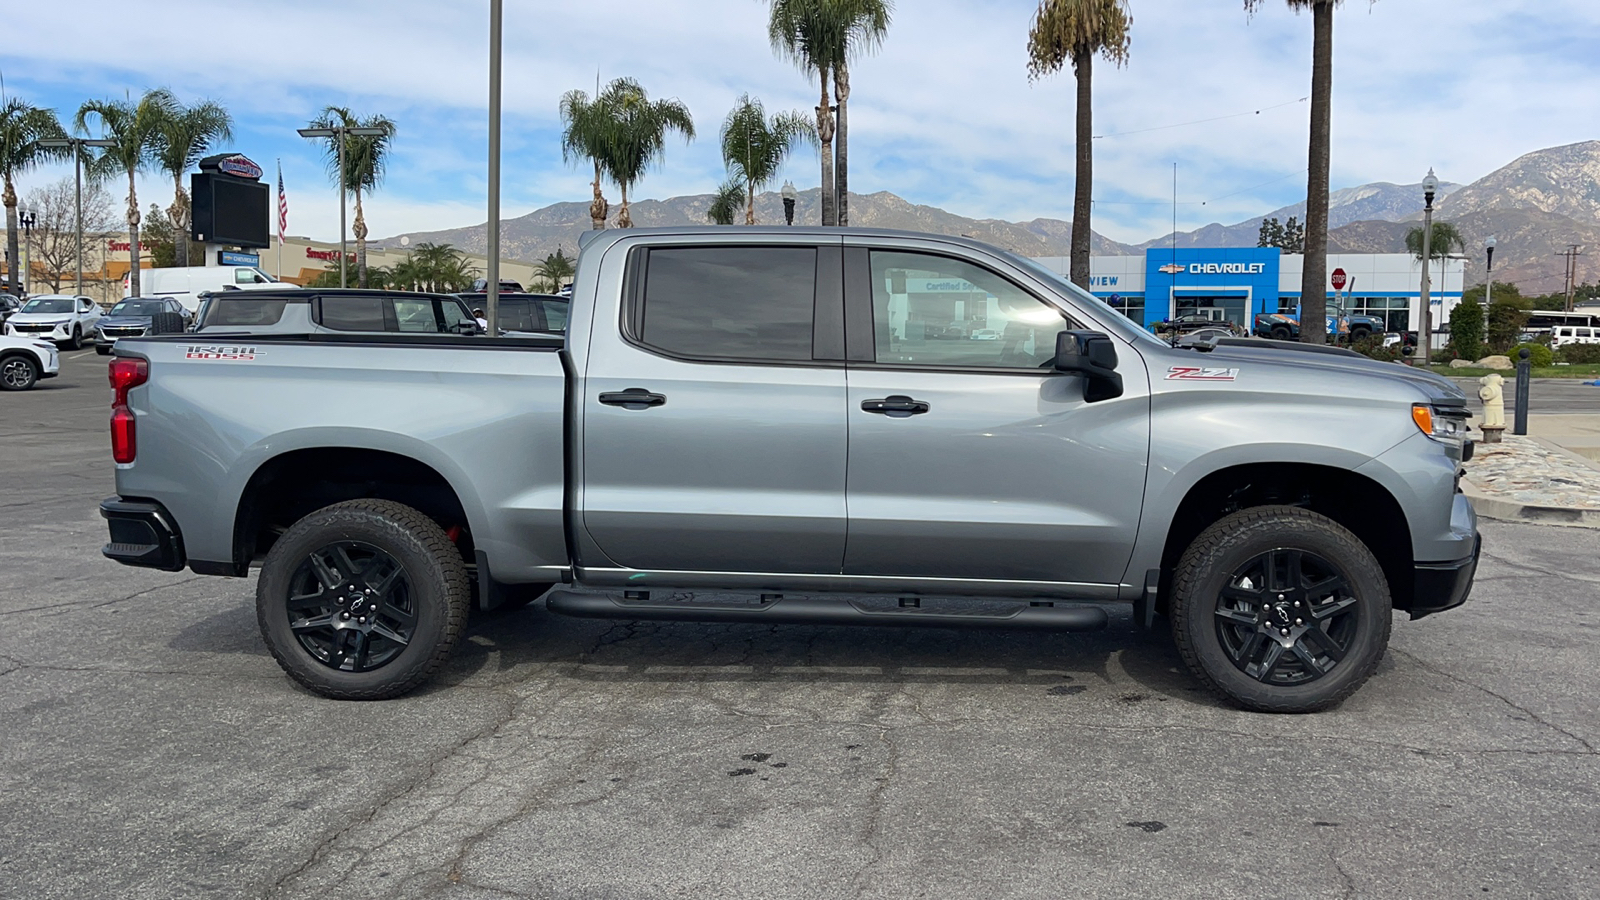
[6,0,1600,245]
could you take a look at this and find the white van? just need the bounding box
[1552,325,1600,348]
[123,266,294,312]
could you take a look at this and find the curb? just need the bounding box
[1461,479,1600,529]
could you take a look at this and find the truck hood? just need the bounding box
[1183,339,1465,402]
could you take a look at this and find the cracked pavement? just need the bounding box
[4,353,1599,899]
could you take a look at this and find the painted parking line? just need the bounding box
[66,352,98,360]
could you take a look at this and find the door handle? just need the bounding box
[598,388,666,410]
[861,395,930,417]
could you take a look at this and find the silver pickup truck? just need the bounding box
[101,227,1479,712]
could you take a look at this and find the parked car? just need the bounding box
[101,226,1478,713]
[0,293,21,325]
[128,265,289,312]
[1551,325,1600,348]
[1254,301,1382,343]
[455,292,569,334]
[469,277,525,293]
[0,333,61,391]
[3,294,104,348]
[94,297,192,355]
[194,289,481,336]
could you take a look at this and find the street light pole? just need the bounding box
[1420,168,1438,367]
[38,136,116,297]
[1483,235,1497,311]
[486,0,503,336]
[781,180,797,226]
[18,211,36,295]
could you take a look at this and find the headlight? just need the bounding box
[1412,404,1470,440]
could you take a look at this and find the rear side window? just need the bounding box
[319,295,388,331]
[636,247,816,361]
[538,299,569,331]
[497,299,535,332]
[204,298,288,327]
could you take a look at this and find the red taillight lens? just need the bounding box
[109,358,148,464]
[111,406,137,464]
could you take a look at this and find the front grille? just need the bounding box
[101,326,146,338]
[12,323,58,334]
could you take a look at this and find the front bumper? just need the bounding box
[101,497,187,572]
[1409,534,1481,620]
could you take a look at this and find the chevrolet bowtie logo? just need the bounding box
[1158,263,1185,274]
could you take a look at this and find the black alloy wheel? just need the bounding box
[1,355,38,390]
[285,541,418,673]
[1213,548,1359,686]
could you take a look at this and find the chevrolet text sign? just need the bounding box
[1188,262,1266,275]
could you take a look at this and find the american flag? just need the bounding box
[276,160,288,243]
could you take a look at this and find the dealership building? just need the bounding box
[1031,247,1466,333]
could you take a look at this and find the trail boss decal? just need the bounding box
[185,345,260,361]
[1166,365,1239,381]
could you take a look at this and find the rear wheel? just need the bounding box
[0,354,38,391]
[256,499,471,700]
[1269,326,1293,341]
[1170,506,1391,713]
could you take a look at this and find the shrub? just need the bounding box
[1558,343,1600,365]
[1512,342,1554,368]
[1447,299,1485,362]
[1486,300,1528,353]
[1352,335,1403,363]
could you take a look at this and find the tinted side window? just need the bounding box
[439,299,474,332]
[498,299,535,332]
[391,296,440,333]
[638,247,816,361]
[539,299,569,331]
[319,295,388,331]
[867,250,1077,369]
[205,299,289,327]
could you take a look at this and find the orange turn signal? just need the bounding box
[1412,404,1434,436]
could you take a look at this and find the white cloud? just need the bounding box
[6,0,1599,245]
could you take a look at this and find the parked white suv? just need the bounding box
[0,333,61,390]
[1552,325,1599,348]
[4,295,104,349]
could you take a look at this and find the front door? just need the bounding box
[842,246,1150,587]
[580,242,848,574]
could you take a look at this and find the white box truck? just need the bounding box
[124,266,296,311]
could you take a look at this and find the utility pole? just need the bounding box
[1558,245,1584,312]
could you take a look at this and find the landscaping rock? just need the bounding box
[1474,355,1514,370]
[1449,359,1478,369]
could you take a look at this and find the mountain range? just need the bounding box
[379,140,1600,293]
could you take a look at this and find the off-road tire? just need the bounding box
[1170,505,1392,713]
[257,499,471,700]
[1269,326,1293,341]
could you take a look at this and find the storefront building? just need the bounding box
[1031,248,1466,333]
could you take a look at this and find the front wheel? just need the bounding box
[257,499,471,699]
[1170,506,1391,713]
[69,326,82,350]
[0,354,39,390]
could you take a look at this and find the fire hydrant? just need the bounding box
[1479,373,1506,442]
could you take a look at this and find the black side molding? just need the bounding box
[100,497,186,572]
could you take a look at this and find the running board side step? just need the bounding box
[544,590,1109,632]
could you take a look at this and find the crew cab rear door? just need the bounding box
[578,238,848,574]
[839,238,1150,587]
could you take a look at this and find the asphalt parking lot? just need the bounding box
[3,350,1599,900]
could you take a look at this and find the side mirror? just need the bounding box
[455,321,480,335]
[1055,330,1124,402]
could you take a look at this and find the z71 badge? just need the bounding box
[185,345,260,361]
[1165,366,1239,381]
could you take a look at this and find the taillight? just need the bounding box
[109,358,148,464]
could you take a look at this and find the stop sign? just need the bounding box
[1331,268,1348,290]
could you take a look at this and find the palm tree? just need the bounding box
[153,95,233,268]
[77,91,173,298]
[828,0,891,227]
[1027,0,1131,291]
[0,99,68,295]
[769,0,843,226]
[1405,221,1465,313]
[305,107,396,287]
[720,95,817,225]
[706,179,745,225]
[561,84,622,231]
[1246,0,1342,343]
[534,248,575,291]
[597,82,694,228]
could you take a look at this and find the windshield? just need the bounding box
[110,300,165,316]
[1002,252,1167,348]
[21,297,74,314]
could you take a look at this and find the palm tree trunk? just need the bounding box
[1070,49,1093,290]
[746,179,756,226]
[589,160,609,230]
[3,176,18,295]
[171,176,188,268]
[817,67,836,228]
[126,167,142,297]
[1299,0,1334,345]
[835,64,851,227]
[354,188,369,287]
[617,183,632,229]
